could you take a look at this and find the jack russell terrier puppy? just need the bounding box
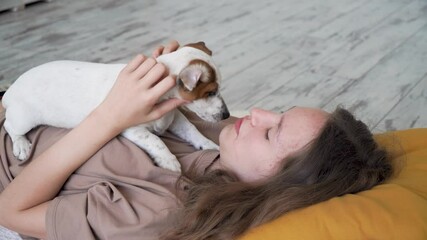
[2,41,229,172]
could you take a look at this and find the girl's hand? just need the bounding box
[95,55,187,133]
[152,40,180,58]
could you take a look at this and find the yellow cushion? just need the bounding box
[240,128,427,240]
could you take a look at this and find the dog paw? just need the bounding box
[12,136,32,161]
[155,155,182,173]
[198,140,219,150]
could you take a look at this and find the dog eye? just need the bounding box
[207,91,217,97]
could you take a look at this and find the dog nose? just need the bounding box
[222,110,230,119]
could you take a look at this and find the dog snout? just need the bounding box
[222,109,230,120]
[221,105,230,120]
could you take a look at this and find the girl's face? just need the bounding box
[219,107,329,183]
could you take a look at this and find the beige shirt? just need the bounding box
[0,110,235,240]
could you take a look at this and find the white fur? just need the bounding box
[2,47,227,172]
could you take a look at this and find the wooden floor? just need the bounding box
[1,0,427,133]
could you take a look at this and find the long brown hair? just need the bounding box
[163,107,394,240]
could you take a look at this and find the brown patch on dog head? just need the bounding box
[178,59,218,101]
[179,81,219,101]
[189,59,216,82]
[185,41,212,56]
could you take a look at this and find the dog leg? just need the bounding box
[168,111,219,150]
[7,133,31,161]
[121,126,181,172]
[3,109,36,160]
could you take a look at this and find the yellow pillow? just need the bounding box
[240,128,427,240]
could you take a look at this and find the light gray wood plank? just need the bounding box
[317,0,427,80]
[309,0,412,40]
[218,0,372,110]
[251,71,352,112]
[324,23,427,131]
[374,76,427,132]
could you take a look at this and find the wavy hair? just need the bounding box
[162,107,394,240]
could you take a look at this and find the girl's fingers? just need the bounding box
[123,54,146,73]
[149,75,177,100]
[163,40,180,54]
[152,45,165,58]
[149,98,188,120]
[132,58,157,80]
[151,40,180,59]
[139,63,167,88]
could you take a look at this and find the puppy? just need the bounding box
[2,42,229,172]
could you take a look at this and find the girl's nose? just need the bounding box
[250,108,279,127]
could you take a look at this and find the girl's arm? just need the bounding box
[0,54,186,238]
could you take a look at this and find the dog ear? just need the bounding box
[179,67,202,91]
[185,41,212,56]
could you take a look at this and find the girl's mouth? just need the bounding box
[234,118,243,134]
